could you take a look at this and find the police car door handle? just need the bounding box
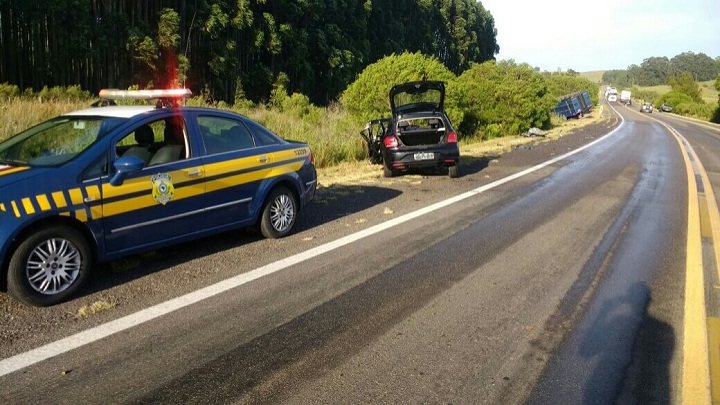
[187,168,203,177]
[258,156,269,163]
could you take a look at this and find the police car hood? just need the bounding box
[0,164,48,188]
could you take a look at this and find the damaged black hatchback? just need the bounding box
[360,81,460,178]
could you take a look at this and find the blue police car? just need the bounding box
[0,89,317,306]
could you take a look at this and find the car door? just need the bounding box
[101,114,207,254]
[195,113,267,230]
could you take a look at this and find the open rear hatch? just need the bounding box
[390,81,445,115]
[389,81,447,147]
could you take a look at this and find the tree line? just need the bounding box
[602,52,720,88]
[0,0,499,105]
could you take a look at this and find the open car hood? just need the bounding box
[389,81,445,115]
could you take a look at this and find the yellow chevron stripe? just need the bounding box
[52,191,68,208]
[36,194,52,211]
[0,203,5,212]
[21,198,35,215]
[85,185,101,200]
[89,205,103,220]
[75,208,87,222]
[68,188,84,205]
[11,201,20,217]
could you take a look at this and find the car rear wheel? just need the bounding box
[448,165,459,178]
[260,186,298,238]
[7,225,91,307]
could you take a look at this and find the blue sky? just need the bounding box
[479,0,720,72]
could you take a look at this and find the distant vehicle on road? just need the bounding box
[659,104,672,112]
[620,90,632,105]
[608,94,618,102]
[640,102,653,113]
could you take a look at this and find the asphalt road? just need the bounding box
[1,102,718,404]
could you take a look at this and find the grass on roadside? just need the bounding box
[1,95,607,178]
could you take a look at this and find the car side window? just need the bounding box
[197,116,256,155]
[114,116,189,167]
[244,120,282,146]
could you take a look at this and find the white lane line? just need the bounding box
[0,114,626,377]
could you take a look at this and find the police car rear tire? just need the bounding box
[7,226,91,307]
[260,186,297,239]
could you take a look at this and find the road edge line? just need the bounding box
[663,124,712,404]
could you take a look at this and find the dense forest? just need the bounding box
[0,0,499,105]
[602,52,720,88]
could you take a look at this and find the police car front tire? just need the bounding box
[7,225,91,307]
[260,187,297,239]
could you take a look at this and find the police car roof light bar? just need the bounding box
[98,88,192,100]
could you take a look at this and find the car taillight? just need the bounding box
[447,131,458,143]
[384,136,399,148]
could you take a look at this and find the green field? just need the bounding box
[579,70,606,83]
[634,80,718,103]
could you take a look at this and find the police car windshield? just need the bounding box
[0,116,124,167]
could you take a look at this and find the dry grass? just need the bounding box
[75,300,116,318]
[0,99,87,140]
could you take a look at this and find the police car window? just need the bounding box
[198,116,256,154]
[116,124,159,166]
[82,154,108,180]
[113,117,189,167]
[243,120,282,146]
[0,117,104,166]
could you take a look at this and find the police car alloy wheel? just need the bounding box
[7,226,91,307]
[260,187,297,238]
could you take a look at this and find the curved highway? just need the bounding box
[1,101,719,404]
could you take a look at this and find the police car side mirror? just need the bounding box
[110,156,145,186]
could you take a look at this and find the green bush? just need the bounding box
[0,82,20,101]
[631,87,660,104]
[37,85,92,102]
[544,73,599,105]
[672,101,715,120]
[341,51,457,122]
[449,61,556,138]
